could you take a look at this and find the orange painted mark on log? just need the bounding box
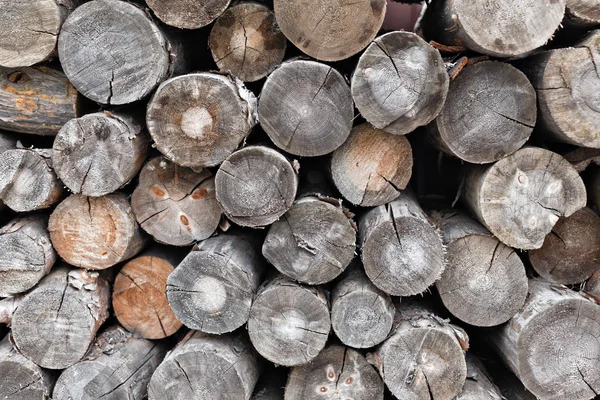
[15,98,38,113]
[3,84,40,96]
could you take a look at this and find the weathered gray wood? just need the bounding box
[358,191,445,296]
[432,210,528,327]
[273,0,386,61]
[132,156,221,246]
[427,61,536,164]
[488,279,600,400]
[52,111,149,197]
[463,147,587,250]
[167,233,265,334]
[147,72,257,168]
[351,31,448,136]
[215,146,298,227]
[0,148,64,212]
[210,2,287,82]
[0,295,22,324]
[564,147,600,172]
[421,0,566,57]
[585,268,600,302]
[0,215,56,296]
[53,325,167,400]
[262,195,356,285]
[146,0,231,29]
[565,0,600,27]
[285,345,384,400]
[12,266,110,369]
[259,60,353,156]
[247,275,330,366]
[49,193,146,270]
[148,331,260,400]
[455,354,503,400]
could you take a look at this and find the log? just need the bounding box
[463,147,587,250]
[488,279,600,399]
[52,111,149,197]
[258,60,353,157]
[148,331,260,400]
[0,148,64,212]
[53,325,167,400]
[0,215,56,296]
[330,268,395,349]
[131,156,221,246]
[146,0,231,29]
[427,61,537,164]
[11,266,110,369]
[564,147,600,172]
[351,31,449,136]
[421,0,566,57]
[147,72,257,168]
[432,210,528,327]
[262,195,356,285]
[285,345,385,400]
[210,2,287,82]
[455,354,503,400]
[48,193,146,270]
[273,0,386,61]
[247,275,330,366]
[215,146,298,227]
[330,123,413,207]
[565,0,600,27]
[358,191,445,296]
[166,232,265,334]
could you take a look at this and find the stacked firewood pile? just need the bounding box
[1,0,600,399]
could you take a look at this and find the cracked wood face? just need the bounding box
[146,0,231,29]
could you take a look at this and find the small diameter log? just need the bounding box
[259,60,353,157]
[358,191,445,296]
[421,0,565,57]
[262,195,356,285]
[0,215,56,296]
[148,331,260,400]
[215,146,298,227]
[433,211,528,327]
[427,61,536,164]
[12,266,110,369]
[210,3,287,82]
[132,156,221,246]
[247,275,330,366]
[331,123,413,207]
[49,193,146,270]
[351,31,448,136]
[455,354,503,400]
[147,72,257,168]
[565,0,600,27]
[53,326,167,400]
[489,279,600,399]
[273,0,386,61]
[285,345,385,400]
[0,148,64,212]
[146,0,231,29]
[463,147,587,250]
[166,233,265,334]
[52,111,149,197]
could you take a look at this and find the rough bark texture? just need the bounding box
[565,0,600,27]
[146,0,231,29]
[455,354,503,400]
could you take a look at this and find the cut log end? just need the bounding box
[565,0,600,27]
[146,0,231,29]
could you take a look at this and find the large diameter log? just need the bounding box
[351,31,448,136]
[433,211,528,327]
[132,156,221,246]
[247,276,330,366]
[262,195,356,285]
[421,0,566,57]
[53,326,167,400]
[148,331,260,400]
[0,66,79,135]
[147,72,257,168]
[49,193,146,270]
[463,147,587,250]
[273,0,386,61]
[331,123,413,206]
[215,146,298,227]
[12,266,110,369]
[52,112,149,197]
[285,345,384,400]
[166,233,265,334]
[565,0,600,27]
[259,60,353,157]
[489,279,600,399]
[210,3,287,82]
[427,61,536,164]
[455,354,503,400]
[358,191,445,296]
[146,0,231,29]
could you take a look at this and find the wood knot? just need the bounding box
[345,377,353,384]
[180,215,189,226]
[320,387,328,392]
[7,71,30,83]
[328,371,335,379]
[150,185,166,197]
[192,188,208,199]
